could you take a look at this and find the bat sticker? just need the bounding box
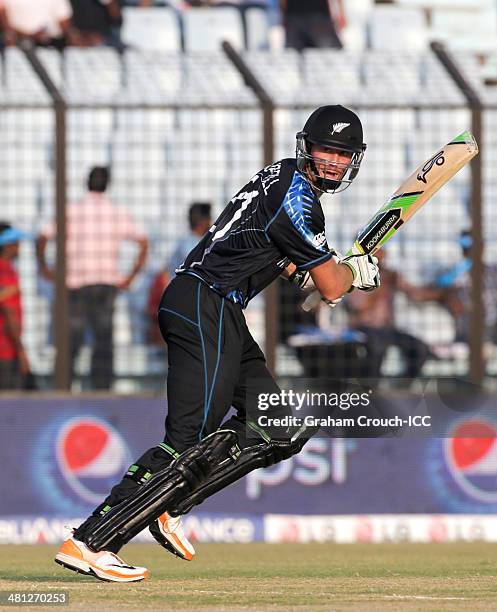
[417,150,445,184]
[357,209,402,252]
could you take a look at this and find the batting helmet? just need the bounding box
[296,105,366,194]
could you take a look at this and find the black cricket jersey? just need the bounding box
[176,158,335,308]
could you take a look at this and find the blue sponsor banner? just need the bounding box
[2,398,497,518]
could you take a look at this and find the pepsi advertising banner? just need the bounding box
[1,397,497,543]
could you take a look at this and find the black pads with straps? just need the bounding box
[170,434,307,517]
[83,429,237,552]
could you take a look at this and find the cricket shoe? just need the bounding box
[54,536,149,582]
[149,512,195,561]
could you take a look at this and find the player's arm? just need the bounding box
[36,234,55,282]
[397,274,446,302]
[334,0,347,30]
[267,183,379,301]
[119,237,149,290]
[310,258,353,301]
[0,4,17,46]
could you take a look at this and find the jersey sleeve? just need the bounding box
[265,173,334,270]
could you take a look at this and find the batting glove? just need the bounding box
[341,254,380,292]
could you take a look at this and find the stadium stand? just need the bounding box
[368,6,429,51]
[245,6,270,50]
[1,32,493,388]
[183,7,244,51]
[121,6,182,51]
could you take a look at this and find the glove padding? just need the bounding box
[342,254,380,292]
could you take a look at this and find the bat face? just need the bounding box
[350,130,478,256]
[301,131,478,311]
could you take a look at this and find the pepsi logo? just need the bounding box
[55,417,131,505]
[444,419,497,503]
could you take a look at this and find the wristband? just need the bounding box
[288,269,309,288]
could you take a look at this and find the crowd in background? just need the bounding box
[0,1,493,391]
[0,0,346,51]
[0,172,493,392]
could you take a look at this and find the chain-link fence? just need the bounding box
[0,45,493,393]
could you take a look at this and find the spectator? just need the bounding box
[0,0,77,49]
[168,202,212,278]
[0,223,30,390]
[434,229,497,343]
[346,249,442,380]
[147,202,212,345]
[37,167,149,390]
[69,0,124,50]
[179,1,267,6]
[279,0,345,51]
[280,277,372,379]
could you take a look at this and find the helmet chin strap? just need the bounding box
[305,166,343,195]
[296,135,361,195]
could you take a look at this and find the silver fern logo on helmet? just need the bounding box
[330,122,350,135]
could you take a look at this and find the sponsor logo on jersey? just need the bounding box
[330,122,350,135]
[35,415,131,514]
[312,231,327,248]
[277,257,290,268]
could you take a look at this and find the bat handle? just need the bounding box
[301,290,321,312]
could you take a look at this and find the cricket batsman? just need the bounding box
[55,105,380,581]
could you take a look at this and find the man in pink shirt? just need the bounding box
[37,166,148,389]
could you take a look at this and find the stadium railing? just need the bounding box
[1,43,493,394]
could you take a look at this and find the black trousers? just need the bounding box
[285,14,343,51]
[0,358,21,390]
[75,275,288,534]
[69,284,117,390]
[357,325,430,379]
[159,274,287,452]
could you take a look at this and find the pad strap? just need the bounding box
[170,431,309,517]
[125,464,153,485]
[83,430,236,552]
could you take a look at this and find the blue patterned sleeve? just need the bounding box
[265,172,334,270]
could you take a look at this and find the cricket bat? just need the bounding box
[302,130,479,311]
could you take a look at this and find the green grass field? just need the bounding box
[1,543,497,610]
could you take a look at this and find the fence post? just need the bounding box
[431,41,485,387]
[222,41,278,374]
[22,43,70,390]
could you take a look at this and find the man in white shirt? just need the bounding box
[0,0,75,48]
